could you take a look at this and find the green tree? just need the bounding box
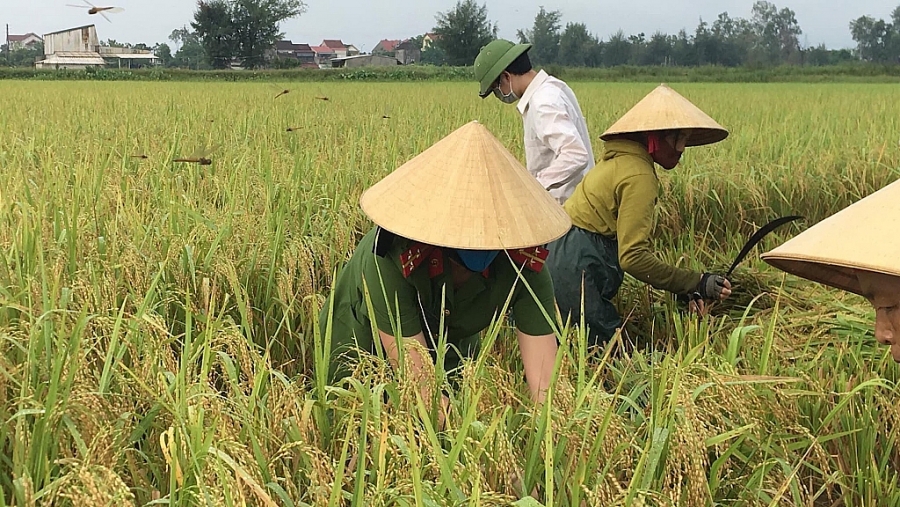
[848,5,900,64]
[231,0,305,69]
[643,31,674,66]
[774,6,802,62]
[0,43,44,67]
[191,0,236,68]
[892,6,900,60]
[670,29,696,66]
[693,18,715,65]
[803,44,855,66]
[558,22,600,67]
[169,27,208,69]
[516,6,562,66]
[603,30,631,66]
[420,45,449,65]
[711,12,751,66]
[169,27,193,52]
[557,23,582,67]
[153,43,173,67]
[432,0,498,66]
[850,15,892,62]
[750,1,802,64]
[626,32,647,65]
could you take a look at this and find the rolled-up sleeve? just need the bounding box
[511,268,558,336]
[361,253,423,338]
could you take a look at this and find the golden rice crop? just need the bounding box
[0,79,898,506]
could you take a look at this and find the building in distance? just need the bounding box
[331,54,400,68]
[35,25,157,70]
[7,33,43,50]
[36,25,103,69]
[273,40,317,67]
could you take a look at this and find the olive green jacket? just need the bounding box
[564,140,700,294]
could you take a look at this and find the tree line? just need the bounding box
[3,0,900,69]
[426,0,900,68]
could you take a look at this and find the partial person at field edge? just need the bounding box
[474,39,594,205]
[762,179,900,361]
[547,84,734,347]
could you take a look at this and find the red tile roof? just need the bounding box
[312,45,335,55]
[322,39,346,49]
[375,39,401,53]
[8,33,41,42]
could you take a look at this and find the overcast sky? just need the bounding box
[4,0,897,52]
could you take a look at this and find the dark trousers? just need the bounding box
[546,227,625,348]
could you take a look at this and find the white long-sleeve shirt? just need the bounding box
[516,70,594,204]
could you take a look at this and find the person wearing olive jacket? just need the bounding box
[547,84,733,346]
[319,121,572,418]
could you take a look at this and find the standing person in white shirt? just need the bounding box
[474,39,594,204]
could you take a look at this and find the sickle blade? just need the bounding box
[727,215,804,277]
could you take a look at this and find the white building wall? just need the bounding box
[44,26,100,55]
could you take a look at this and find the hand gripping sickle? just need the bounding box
[688,215,804,304]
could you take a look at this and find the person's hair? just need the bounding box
[504,50,533,76]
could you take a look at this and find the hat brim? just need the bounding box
[359,121,572,250]
[599,84,729,146]
[600,127,729,147]
[761,254,900,297]
[478,43,532,98]
[760,177,900,297]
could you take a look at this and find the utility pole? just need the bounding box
[6,24,10,66]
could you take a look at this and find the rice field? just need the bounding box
[1,80,899,506]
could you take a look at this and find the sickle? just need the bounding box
[688,215,804,304]
[726,215,805,278]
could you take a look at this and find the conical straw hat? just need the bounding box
[761,179,900,296]
[359,121,572,250]
[601,84,729,147]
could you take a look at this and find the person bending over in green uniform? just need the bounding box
[319,121,572,418]
[547,84,733,346]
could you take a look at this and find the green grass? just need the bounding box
[0,80,898,506]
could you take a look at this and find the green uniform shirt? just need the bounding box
[564,139,700,295]
[320,227,558,378]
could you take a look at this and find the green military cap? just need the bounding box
[474,39,532,98]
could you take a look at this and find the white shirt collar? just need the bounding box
[516,69,550,115]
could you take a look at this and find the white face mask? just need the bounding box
[492,73,518,104]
